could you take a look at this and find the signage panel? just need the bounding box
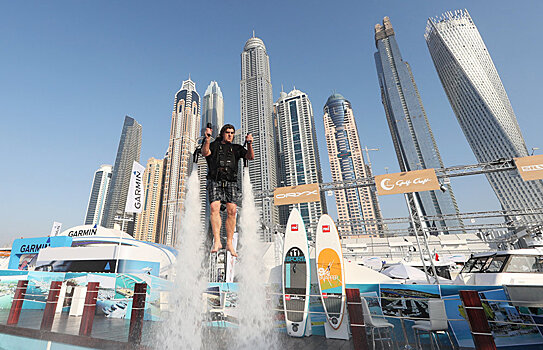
[50,222,62,236]
[8,236,73,270]
[375,169,440,195]
[125,161,145,213]
[274,183,320,206]
[515,155,543,181]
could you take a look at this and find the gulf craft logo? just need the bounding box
[291,224,298,231]
[375,169,440,195]
[379,177,432,191]
[323,225,330,233]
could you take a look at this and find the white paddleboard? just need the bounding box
[282,209,310,337]
[316,214,346,330]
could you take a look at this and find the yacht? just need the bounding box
[455,248,543,286]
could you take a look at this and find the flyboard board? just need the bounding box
[316,214,349,339]
[282,208,311,337]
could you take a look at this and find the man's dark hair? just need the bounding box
[220,124,235,138]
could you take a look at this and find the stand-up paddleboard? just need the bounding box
[316,214,346,330]
[282,209,310,337]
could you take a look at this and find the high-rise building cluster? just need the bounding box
[84,9,543,247]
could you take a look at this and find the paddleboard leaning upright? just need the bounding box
[316,214,346,332]
[282,208,311,337]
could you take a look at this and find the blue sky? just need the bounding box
[1,1,542,245]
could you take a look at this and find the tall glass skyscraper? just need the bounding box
[201,81,224,137]
[160,78,201,246]
[425,10,543,225]
[323,93,383,237]
[199,81,225,238]
[101,116,142,234]
[84,164,112,226]
[374,16,463,233]
[274,88,327,238]
[240,34,278,242]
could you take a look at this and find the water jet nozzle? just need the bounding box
[243,132,250,168]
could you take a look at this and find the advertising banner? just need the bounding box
[273,183,320,206]
[515,155,543,181]
[125,161,145,213]
[375,169,440,195]
[50,221,62,236]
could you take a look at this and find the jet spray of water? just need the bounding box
[157,169,207,350]
[235,167,278,349]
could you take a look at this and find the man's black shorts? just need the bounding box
[207,179,241,205]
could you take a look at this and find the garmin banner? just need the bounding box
[375,169,440,195]
[274,183,320,206]
[125,161,145,213]
[515,154,543,181]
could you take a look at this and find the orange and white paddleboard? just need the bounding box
[282,209,310,337]
[315,214,346,330]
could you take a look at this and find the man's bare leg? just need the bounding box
[225,203,238,257]
[210,201,222,253]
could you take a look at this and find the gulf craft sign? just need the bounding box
[375,169,440,195]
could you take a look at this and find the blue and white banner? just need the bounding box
[125,161,145,213]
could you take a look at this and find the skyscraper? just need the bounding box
[323,93,383,237]
[84,164,112,226]
[425,10,543,224]
[374,16,463,233]
[199,81,225,236]
[240,34,278,242]
[160,78,201,246]
[201,81,224,137]
[274,88,327,238]
[101,116,142,234]
[134,158,165,243]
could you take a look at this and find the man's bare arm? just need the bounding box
[245,133,255,160]
[201,127,212,157]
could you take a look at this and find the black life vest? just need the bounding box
[208,141,238,182]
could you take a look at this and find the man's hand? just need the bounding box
[245,133,255,160]
[245,133,253,144]
[202,127,212,157]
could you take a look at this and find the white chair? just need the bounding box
[412,299,455,350]
[361,297,396,350]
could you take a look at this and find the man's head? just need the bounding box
[220,124,235,143]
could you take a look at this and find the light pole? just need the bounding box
[531,147,539,155]
[404,192,440,284]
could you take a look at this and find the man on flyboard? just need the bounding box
[201,124,254,257]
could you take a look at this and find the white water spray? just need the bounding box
[235,168,278,349]
[157,169,207,350]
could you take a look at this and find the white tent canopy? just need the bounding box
[382,262,429,280]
